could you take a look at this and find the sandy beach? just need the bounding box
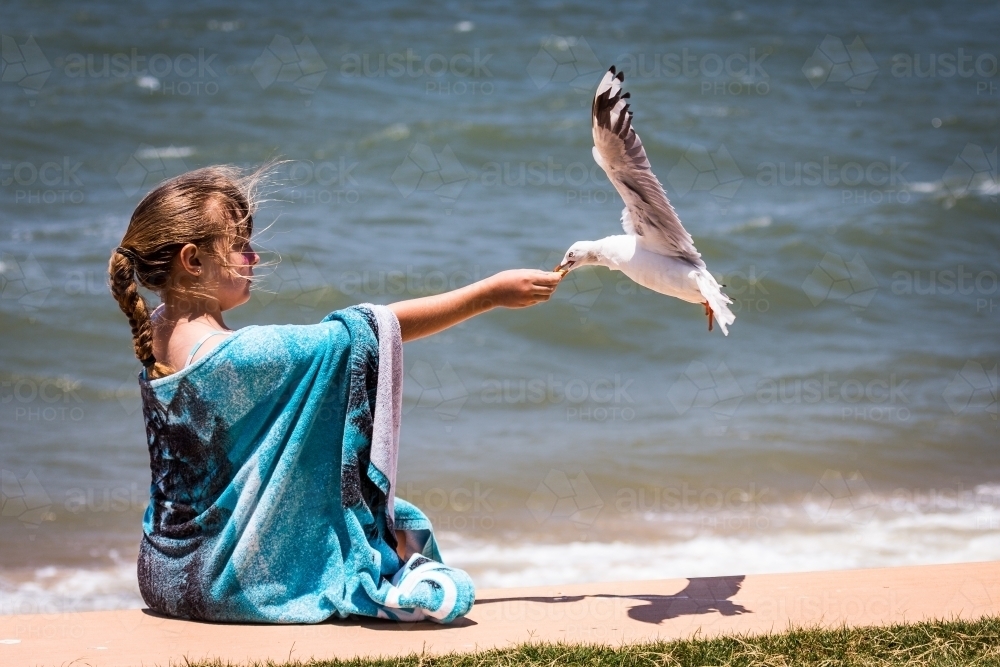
[2,560,997,666]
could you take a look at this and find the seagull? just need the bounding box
[555,66,735,335]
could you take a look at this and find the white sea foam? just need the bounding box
[135,75,160,91]
[440,498,1000,589]
[134,145,195,160]
[732,215,772,232]
[0,562,143,616]
[906,178,999,198]
[907,181,941,193]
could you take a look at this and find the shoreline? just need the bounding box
[1,560,997,666]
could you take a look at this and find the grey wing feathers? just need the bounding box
[591,66,703,267]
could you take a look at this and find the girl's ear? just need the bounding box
[176,243,203,276]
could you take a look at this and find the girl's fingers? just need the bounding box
[528,272,562,286]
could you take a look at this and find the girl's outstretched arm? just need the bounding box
[388,269,563,342]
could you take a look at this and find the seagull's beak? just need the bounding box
[554,261,572,274]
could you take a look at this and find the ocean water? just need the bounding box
[1,0,998,615]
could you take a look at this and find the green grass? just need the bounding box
[180,616,1000,667]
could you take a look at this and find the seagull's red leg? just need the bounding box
[703,301,714,332]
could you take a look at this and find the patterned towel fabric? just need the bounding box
[135,304,475,623]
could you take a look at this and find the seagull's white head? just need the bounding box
[555,241,602,273]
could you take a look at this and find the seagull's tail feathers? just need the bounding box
[694,269,735,336]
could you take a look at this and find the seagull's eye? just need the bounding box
[569,251,576,258]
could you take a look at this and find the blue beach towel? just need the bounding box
[134,304,475,624]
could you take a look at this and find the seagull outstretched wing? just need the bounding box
[591,66,704,267]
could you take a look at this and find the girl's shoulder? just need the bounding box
[142,309,372,388]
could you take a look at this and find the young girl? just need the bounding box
[109,165,562,624]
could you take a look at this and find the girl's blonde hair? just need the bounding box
[109,164,269,380]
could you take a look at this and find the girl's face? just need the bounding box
[213,238,259,311]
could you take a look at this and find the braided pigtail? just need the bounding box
[108,249,173,379]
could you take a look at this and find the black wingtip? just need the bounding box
[622,92,631,99]
[608,65,616,75]
[616,71,625,82]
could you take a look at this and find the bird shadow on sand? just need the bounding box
[476,575,750,625]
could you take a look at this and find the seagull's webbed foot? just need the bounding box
[703,301,714,332]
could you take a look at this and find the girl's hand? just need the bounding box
[482,269,564,309]
[389,268,564,342]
